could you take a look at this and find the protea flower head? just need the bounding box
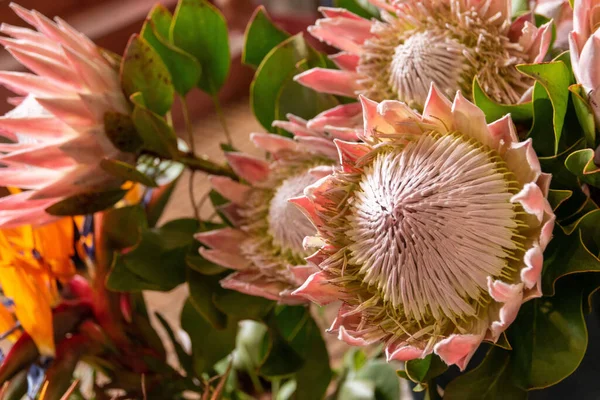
[296,1,552,109]
[0,4,131,227]
[291,85,555,370]
[570,0,600,127]
[195,105,361,304]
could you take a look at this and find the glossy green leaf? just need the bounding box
[100,204,147,250]
[569,84,596,147]
[120,34,174,115]
[46,189,128,216]
[251,34,331,131]
[547,189,573,213]
[275,75,339,129]
[444,346,526,400]
[100,159,157,187]
[180,299,238,375]
[132,104,179,158]
[107,218,200,292]
[404,354,448,387]
[141,5,202,95]
[518,61,571,155]
[103,111,143,153]
[243,6,290,69]
[334,0,380,19]
[354,360,400,400]
[542,209,600,295]
[171,0,230,94]
[565,148,600,188]
[213,290,274,321]
[187,268,227,329]
[472,78,533,123]
[508,288,587,389]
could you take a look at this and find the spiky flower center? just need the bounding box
[357,0,531,107]
[346,133,523,324]
[268,172,320,256]
[240,158,330,270]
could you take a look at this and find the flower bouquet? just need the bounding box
[0,0,599,398]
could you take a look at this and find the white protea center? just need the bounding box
[268,172,321,256]
[346,133,522,322]
[358,0,531,107]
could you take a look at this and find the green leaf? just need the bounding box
[45,189,128,216]
[508,287,587,390]
[213,290,275,321]
[251,34,337,131]
[565,148,600,188]
[354,360,400,400]
[243,6,290,69]
[106,218,200,292]
[511,0,530,14]
[171,0,230,94]
[100,159,157,187]
[103,111,143,153]
[100,205,147,250]
[548,189,573,212]
[472,78,533,123]
[334,0,380,19]
[542,209,600,295]
[187,268,227,329]
[180,299,238,375]
[404,354,448,386]
[569,83,596,147]
[141,5,202,95]
[132,104,179,158]
[120,34,174,115]
[444,346,526,400]
[518,61,571,155]
[155,312,194,376]
[339,380,376,400]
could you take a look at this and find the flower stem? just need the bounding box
[175,151,236,179]
[212,94,232,146]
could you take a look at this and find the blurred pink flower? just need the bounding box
[291,85,555,370]
[195,106,361,304]
[570,0,600,125]
[534,0,573,49]
[296,0,552,109]
[0,4,131,227]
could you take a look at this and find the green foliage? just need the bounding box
[120,35,174,115]
[472,78,533,123]
[565,148,600,188]
[242,6,290,69]
[131,102,179,158]
[155,312,195,377]
[399,354,448,392]
[187,268,228,329]
[250,34,338,131]
[141,5,202,95]
[106,218,200,292]
[180,299,238,376]
[569,84,596,147]
[103,111,143,153]
[334,0,380,19]
[171,0,230,94]
[45,189,128,216]
[99,159,158,187]
[444,346,527,400]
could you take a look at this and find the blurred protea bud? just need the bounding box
[535,0,573,49]
[195,105,361,303]
[291,85,555,370]
[570,0,600,127]
[0,4,132,227]
[296,1,552,109]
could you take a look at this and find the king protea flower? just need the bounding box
[291,85,555,370]
[195,105,361,304]
[0,4,131,227]
[296,1,552,109]
[570,0,600,127]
